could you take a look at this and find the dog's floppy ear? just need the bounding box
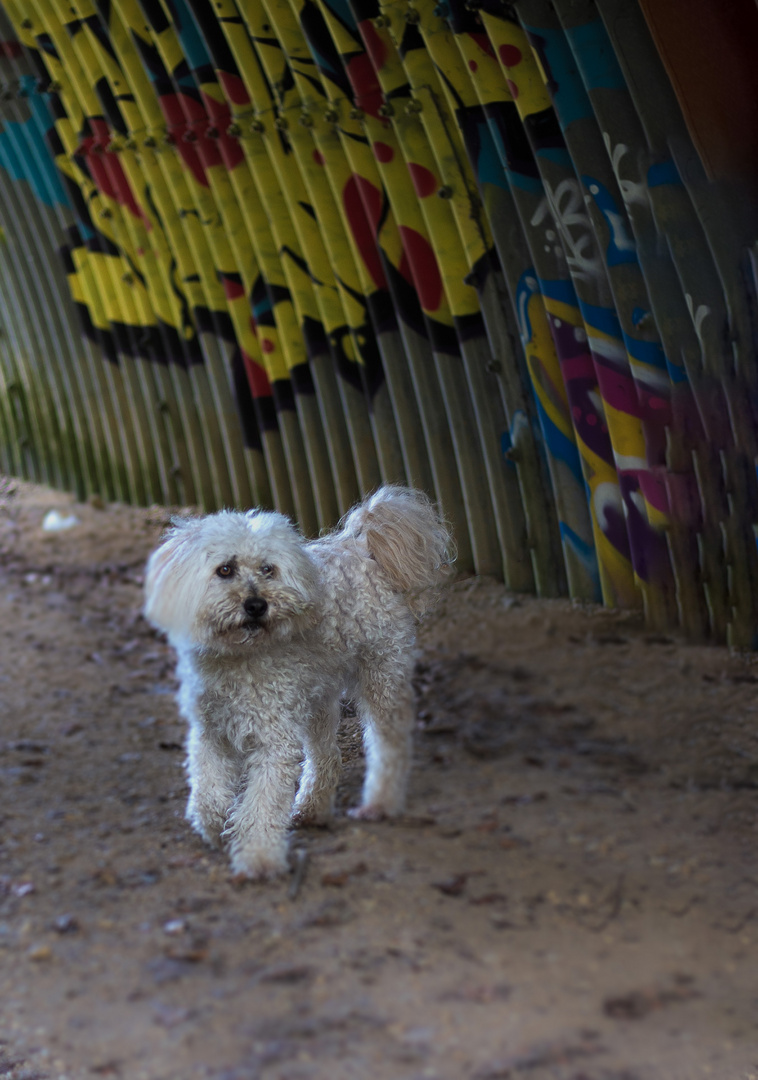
[144,520,203,640]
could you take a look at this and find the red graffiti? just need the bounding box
[217,71,252,108]
[372,141,394,163]
[397,226,443,312]
[220,276,245,301]
[241,349,272,398]
[407,162,437,198]
[498,43,523,68]
[343,174,388,291]
[468,33,496,60]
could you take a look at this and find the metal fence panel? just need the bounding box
[0,0,756,643]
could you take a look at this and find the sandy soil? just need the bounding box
[0,478,757,1080]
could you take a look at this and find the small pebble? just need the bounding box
[28,944,53,961]
[163,919,187,936]
[52,914,80,934]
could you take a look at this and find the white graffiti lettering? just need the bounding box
[602,134,649,208]
[531,178,603,282]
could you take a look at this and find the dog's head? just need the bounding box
[144,510,322,652]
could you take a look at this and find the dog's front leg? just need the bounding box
[185,724,239,847]
[224,737,303,880]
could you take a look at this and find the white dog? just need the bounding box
[144,486,452,880]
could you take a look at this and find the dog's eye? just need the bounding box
[260,564,276,577]
[216,564,235,579]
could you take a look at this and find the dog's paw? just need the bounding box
[229,848,290,882]
[291,807,333,829]
[196,825,224,849]
[186,802,226,849]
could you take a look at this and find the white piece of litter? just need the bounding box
[42,510,80,532]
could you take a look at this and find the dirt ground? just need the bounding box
[0,478,757,1080]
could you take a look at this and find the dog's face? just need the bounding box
[144,510,322,652]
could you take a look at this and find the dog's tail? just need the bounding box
[339,486,455,615]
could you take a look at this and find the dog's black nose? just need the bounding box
[243,595,268,619]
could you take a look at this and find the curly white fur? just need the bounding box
[144,486,452,881]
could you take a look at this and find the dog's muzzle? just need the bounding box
[243,595,268,624]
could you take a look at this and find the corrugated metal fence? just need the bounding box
[1,0,758,644]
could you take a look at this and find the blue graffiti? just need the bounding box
[168,0,215,74]
[647,159,681,188]
[0,91,69,209]
[559,521,601,599]
[564,20,626,93]
[533,389,585,488]
[522,24,593,129]
[581,174,637,267]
